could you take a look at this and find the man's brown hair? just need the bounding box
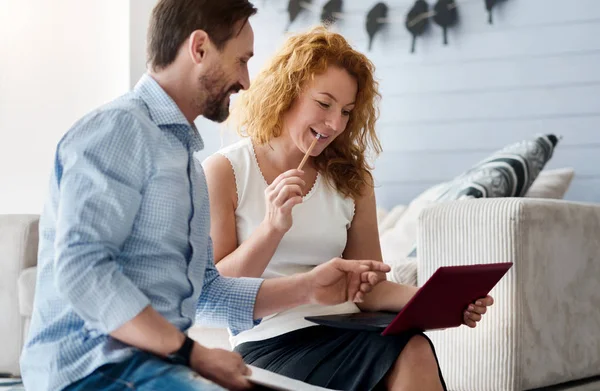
[147,0,257,71]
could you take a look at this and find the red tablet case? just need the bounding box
[381,262,513,336]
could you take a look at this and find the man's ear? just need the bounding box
[188,30,209,65]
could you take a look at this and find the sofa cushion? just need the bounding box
[0,214,39,376]
[188,326,232,350]
[380,184,448,285]
[378,205,407,236]
[18,266,37,318]
[525,167,575,199]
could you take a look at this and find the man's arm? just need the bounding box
[55,109,254,390]
[197,239,390,333]
[111,307,186,357]
[254,258,391,318]
[53,110,185,356]
[196,238,264,333]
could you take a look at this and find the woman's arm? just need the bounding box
[203,154,303,277]
[343,184,418,312]
[344,184,495,325]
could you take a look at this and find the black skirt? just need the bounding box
[235,326,447,391]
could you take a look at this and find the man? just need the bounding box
[19,1,390,390]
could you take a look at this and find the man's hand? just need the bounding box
[306,258,391,306]
[190,343,252,391]
[463,295,494,328]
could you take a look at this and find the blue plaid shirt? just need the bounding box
[20,74,263,391]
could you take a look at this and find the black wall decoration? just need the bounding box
[484,0,504,24]
[365,2,388,51]
[405,0,429,53]
[433,0,458,45]
[321,0,343,26]
[286,0,311,32]
[277,0,510,54]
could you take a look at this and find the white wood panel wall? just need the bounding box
[130,0,600,209]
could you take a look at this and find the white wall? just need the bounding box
[130,0,156,90]
[0,0,130,214]
[4,0,599,213]
[132,0,600,208]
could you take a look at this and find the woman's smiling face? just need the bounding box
[282,66,358,156]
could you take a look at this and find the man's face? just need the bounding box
[197,20,254,123]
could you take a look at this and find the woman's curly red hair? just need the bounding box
[231,26,382,199]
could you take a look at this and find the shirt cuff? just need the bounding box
[229,277,264,333]
[196,276,264,334]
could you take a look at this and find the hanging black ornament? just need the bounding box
[405,0,429,54]
[433,0,458,45]
[286,0,311,32]
[365,2,388,51]
[321,0,343,26]
[485,0,500,24]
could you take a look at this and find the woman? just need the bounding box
[203,26,492,391]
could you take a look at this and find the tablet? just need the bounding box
[305,262,513,336]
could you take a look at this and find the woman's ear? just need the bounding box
[188,30,209,65]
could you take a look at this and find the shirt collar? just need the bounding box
[134,73,204,152]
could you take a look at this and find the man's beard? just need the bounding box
[196,70,242,123]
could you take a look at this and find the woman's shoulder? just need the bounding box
[214,137,252,157]
[202,138,252,172]
[202,138,256,206]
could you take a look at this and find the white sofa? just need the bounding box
[0,214,38,378]
[2,198,600,390]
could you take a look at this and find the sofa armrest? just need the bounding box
[417,198,600,391]
[0,214,39,376]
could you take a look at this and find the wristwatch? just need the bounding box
[165,335,195,367]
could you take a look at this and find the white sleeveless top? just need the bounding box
[212,138,359,347]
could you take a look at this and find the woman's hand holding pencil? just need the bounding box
[262,134,321,235]
[262,169,306,234]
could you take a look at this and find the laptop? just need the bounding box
[305,262,512,336]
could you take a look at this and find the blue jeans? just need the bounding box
[62,351,225,391]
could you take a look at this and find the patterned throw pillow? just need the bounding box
[407,133,559,257]
[435,134,558,201]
